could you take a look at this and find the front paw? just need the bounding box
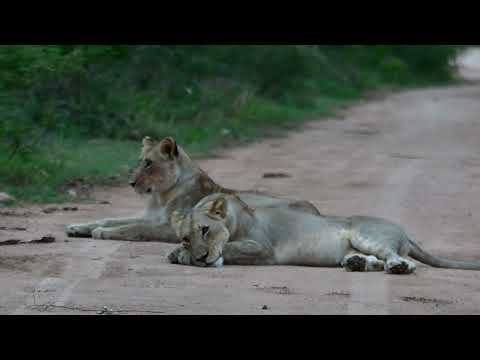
[168,248,181,264]
[208,257,224,268]
[92,227,109,240]
[66,224,94,238]
[168,247,192,265]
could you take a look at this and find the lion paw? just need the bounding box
[168,247,192,265]
[343,255,367,272]
[92,227,109,240]
[385,258,416,275]
[66,224,94,238]
[208,257,224,268]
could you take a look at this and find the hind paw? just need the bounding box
[343,255,368,272]
[385,258,416,275]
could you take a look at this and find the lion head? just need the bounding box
[130,136,186,196]
[169,195,233,267]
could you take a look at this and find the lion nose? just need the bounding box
[129,181,136,188]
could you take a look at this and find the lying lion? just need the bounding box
[66,137,320,243]
[168,194,480,274]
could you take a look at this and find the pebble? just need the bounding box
[0,193,15,203]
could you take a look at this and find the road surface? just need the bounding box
[1,49,480,315]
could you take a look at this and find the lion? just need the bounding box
[66,137,321,242]
[168,193,480,274]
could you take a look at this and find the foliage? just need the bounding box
[0,45,464,203]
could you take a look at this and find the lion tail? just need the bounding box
[408,239,480,270]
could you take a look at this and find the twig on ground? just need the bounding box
[27,304,167,315]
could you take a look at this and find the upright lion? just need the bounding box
[169,194,480,274]
[66,137,321,243]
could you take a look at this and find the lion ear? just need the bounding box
[209,197,228,219]
[159,137,179,159]
[142,136,156,148]
[141,137,157,158]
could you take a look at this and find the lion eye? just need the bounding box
[201,226,210,238]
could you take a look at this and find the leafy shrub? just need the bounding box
[0,45,464,203]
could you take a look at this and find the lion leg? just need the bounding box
[221,239,275,266]
[341,252,385,272]
[349,235,416,275]
[92,223,179,243]
[66,217,143,238]
[168,246,193,265]
[288,201,322,216]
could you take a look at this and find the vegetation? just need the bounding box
[0,45,465,204]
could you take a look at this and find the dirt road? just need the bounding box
[2,50,480,315]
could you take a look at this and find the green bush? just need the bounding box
[0,45,464,204]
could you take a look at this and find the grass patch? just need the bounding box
[0,45,466,205]
[1,139,139,205]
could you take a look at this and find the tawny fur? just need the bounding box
[66,137,321,243]
[169,194,480,275]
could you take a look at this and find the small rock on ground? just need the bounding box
[0,193,15,203]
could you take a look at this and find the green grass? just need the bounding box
[0,45,466,205]
[1,94,353,206]
[0,139,139,205]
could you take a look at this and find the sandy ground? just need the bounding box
[2,50,480,315]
